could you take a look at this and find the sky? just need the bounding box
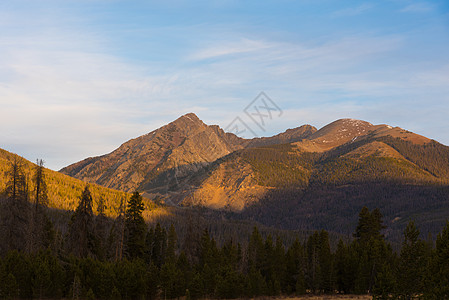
[1,0,449,170]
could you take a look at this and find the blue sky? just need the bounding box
[1,0,448,170]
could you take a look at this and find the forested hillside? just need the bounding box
[0,147,318,247]
[0,148,135,217]
[1,173,448,300]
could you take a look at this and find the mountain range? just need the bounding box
[59,113,449,240]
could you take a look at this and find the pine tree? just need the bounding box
[152,223,167,267]
[318,230,333,293]
[353,207,390,294]
[306,231,321,292]
[166,224,177,264]
[285,238,306,294]
[182,212,201,265]
[248,226,264,273]
[66,185,95,257]
[397,221,427,298]
[426,221,449,298]
[146,261,159,300]
[354,206,385,244]
[125,191,146,259]
[94,196,109,260]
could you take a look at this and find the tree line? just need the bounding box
[0,158,449,299]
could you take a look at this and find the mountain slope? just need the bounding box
[59,114,449,239]
[0,148,161,218]
[177,118,445,210]
[61,113,316,194]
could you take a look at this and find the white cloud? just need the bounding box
[400,2,435,13]
[188,38,274,61]
[332,3,374,17]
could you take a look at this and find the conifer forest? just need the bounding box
[0,157,448,299]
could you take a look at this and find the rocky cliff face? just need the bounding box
[60,113,316,195]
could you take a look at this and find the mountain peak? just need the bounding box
[176,112,202,123]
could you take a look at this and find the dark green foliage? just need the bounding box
[285,238,306,294]
[31,250,65,298]
[166,224,177,264]
[1,251,32,298]
[380,137,449,180]
[240,145,317,187]
[426,221,449,298]
[125,191,146,259]
[396,221,428,298]
[1,273,19,299]
[0,204,449,299]
[114,258,147,299]
[354,207,385,244]
[66,185,95,258]
[151,223,167,267]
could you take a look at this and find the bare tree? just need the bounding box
[0,156,31,254]
[27,159,53,253]
[107,196,127,261]
[34,159,48,209]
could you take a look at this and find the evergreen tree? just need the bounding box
[285,238,306,294]
[248,226,264,273]
[125,191,146,259]
[397,221,427,298]
[372,263,396,300]
[2,250,33,298]
[306,231,321,292]
[31,250,64,298]
[152,223,167,267]
[144,226,155,265]
[334,239,358,293]
[114,259,147,300]
[160,261,182,298]
[318,230,333,293]
[94,196,109,260]
[66,185,95,257]
[146,261,159,300]
[353,207,390,294]
[426,221,449,298]
[354,206,385,244]
[166,224,177,264]
[176,252,192,298]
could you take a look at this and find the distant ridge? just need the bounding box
[60,113,316,193]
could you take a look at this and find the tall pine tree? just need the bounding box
[397,221,427,298]
[66,185,95,257]
[125,191,146,259]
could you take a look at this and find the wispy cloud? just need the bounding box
[400,2,435,13]
[332,3,373,17]
[189,38,274,61]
